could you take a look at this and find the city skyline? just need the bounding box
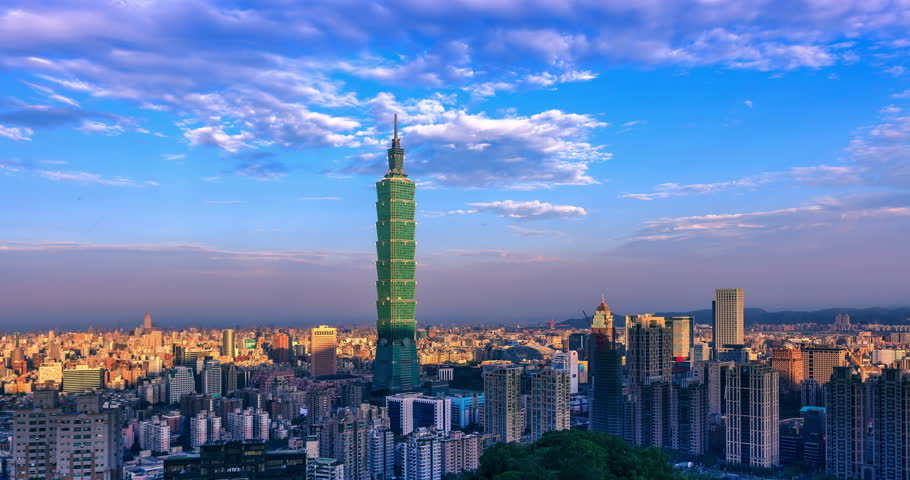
[2,1,910,328]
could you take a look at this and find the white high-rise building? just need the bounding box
[386,393,451,436]
[528,369,570,441]
[139,416,171,453]
[189,411,222,448]
[201,361,222,396]
[726,364,779,468]
[227,408,269,441]
[369,426,395,480]
[713,288,744,357]
[167,366,195,404]
[403,428,443,480]
[551,351,579,394]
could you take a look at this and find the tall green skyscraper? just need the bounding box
[372,115,420,395]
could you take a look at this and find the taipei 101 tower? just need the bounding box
[371,115,420,395]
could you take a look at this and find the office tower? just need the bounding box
[551,350,579,394]
[670,377,709,457]
[713,288,744,357]
[528,369,570,441]
[372,116,420,395]
[222,362,238,397]
[771,346,805,391]
[386,393,451,436]
[696,360,735,417]
[311,325,338,377]
[167,366,195,404]
[272,332,291,364]
[201,361,222,396]
[803,346,846,385]
[402,428,443,480]
[140,416,171,453]
[369,426,395,480]
[726,364,779,468]
[164,441,307,480]
[12,406,123,480]
[588,298,624,436]
[667,316,693,360]
[483,366,523,443]
[440,431,494,476]
[189,411,222,448]
[801,378,824,407]
[872,369,910,480]
[222,329,236,359]
[308,458,345,480]
[143,312,153,331]
[447,393,484,429]
[320,411,369,480]
[62,365,104,393]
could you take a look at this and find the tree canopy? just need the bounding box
[461,430,679,480]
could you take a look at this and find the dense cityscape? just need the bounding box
[3,2,910,480]
[0,119,908,480]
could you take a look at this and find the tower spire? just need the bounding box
[392,113,400,149]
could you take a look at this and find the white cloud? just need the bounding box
[161,153,186,161]
[744,100,753,108]
[76,121,124,135]
[0,124,33,141]
[507,225,567,237]
[467,200,587,220]
[184,126,254,153]
[39,170,137,186]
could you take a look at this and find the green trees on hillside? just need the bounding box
[460,430,678,480]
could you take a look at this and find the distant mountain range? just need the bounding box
[557,307,910,329]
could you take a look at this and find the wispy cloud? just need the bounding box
[0,124,33,141]
[161,153,186,161]
[468,200,587,220]
[38,170,140,187]
[506,225,567,237]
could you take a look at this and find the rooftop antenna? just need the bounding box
[391,113,400,149]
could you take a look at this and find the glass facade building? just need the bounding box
[372,116,420,395]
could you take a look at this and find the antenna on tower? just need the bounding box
[394,113,398,140]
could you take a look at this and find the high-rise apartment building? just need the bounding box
[227,408,270,441]
[726,364,779,468]
[551,350,579,394]
[368,426,395,480]
[825,367,866,480]
[588,298,624,437]
[320,411,369,480]
[372,116,420,395]
[222,329,235,359]
[625,314,673,449]
[771,347,805,391]
[12,404,123,480]
[201,361,222,396]
[483,366,523,443]
[527,369,570,441]
[670,377,708,457]
[167,366,195,404]
[713,288,744,357]
[872,369,910,480]
[139,416,171,453]
[189,411,222,448]
[311,325,338,377]
[402,428,443,480]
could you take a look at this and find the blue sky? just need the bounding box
[1,0,909,329]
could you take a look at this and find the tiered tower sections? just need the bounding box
[372,125,420,394]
